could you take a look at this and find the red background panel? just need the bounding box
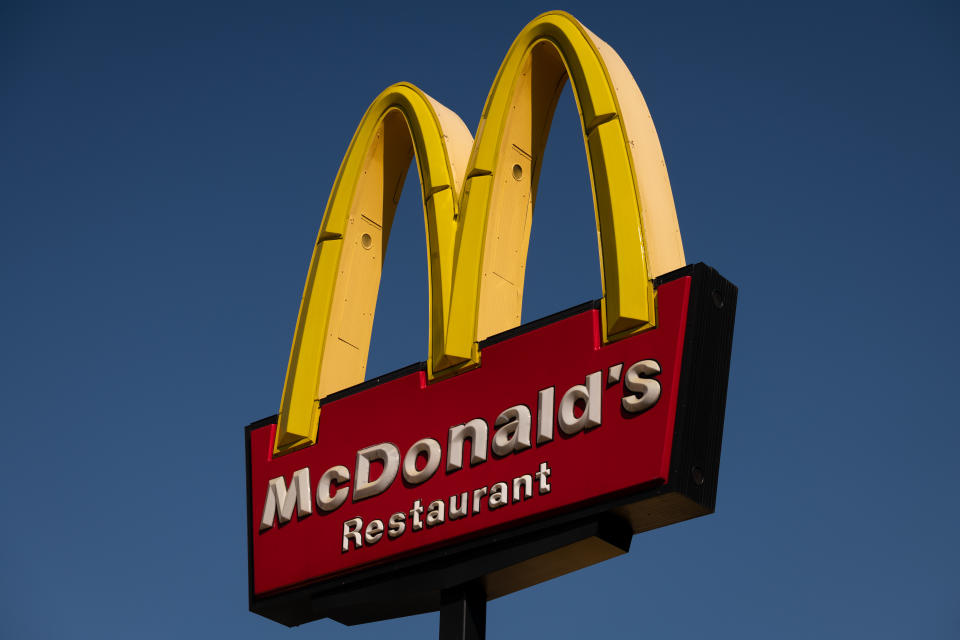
[249,276,691,596]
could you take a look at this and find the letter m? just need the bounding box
[259,468,312,531]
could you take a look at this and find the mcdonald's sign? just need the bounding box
[245,11,736,628]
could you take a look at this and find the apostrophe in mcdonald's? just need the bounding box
[245,11,737,630]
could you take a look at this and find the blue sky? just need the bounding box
[2,1,958,638]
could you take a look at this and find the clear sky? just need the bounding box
[2,1,958,638]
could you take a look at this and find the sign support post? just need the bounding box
[439,582,486,640]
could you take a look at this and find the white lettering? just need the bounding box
[410,499,424,531]
[537,387,555,444]
[535,462,552,494]
[489,482,508,509]
[447,419,488,471]
[472,487,488,514]
[558,371,602,435]
[316,465,350,512]
[402,438,442,485]
[512,474,533,502]
[449,492,468,520]
[492,405,532,456]
[260,467,311,531]
[622,360,661,413]
[426,500,445,526]
[364,519,384,545]
[387,512,406,538]
[342,517,363,552]
[353,443,399,501]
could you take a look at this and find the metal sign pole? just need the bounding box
[439,582,486,640]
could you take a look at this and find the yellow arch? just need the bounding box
[275,12,685,454]
[442,11,685,369]
[275,83,473,453]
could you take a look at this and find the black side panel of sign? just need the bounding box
[657,262,738,510]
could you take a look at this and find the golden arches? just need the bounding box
[274,12,685,455]
[275,83,472,453]
[444,11,685,366]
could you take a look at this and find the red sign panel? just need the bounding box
[246,264,736,626]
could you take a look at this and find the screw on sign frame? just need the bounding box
[245,11,736,640]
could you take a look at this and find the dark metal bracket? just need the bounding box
[439,582,486,640]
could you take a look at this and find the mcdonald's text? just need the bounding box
[259,358,659,524]
[258,357,661,552]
